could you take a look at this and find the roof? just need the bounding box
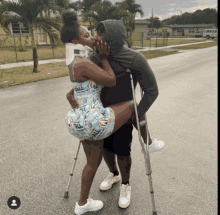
[169,24,216,28]
[135,19,151,25]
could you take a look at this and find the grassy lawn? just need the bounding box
[0,50,179,88]
[0,62,68,88]
[0,44,65,64]
[132,38,207,47]
[0,38,208,64]
[140,50,178,59]
[172,40,218,49]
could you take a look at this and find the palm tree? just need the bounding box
[88,0,125,24]
[0,0,61,73]
[82,0,130,37]
[52,0,81,16]
[115,0,144,48]
[78,0,101,36]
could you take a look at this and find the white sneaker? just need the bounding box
[100,172,121,191]
[74,198,103,215]
[118,183,131,208]
[148,138,165,153]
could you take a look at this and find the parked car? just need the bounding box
[203,29,218,39]
[195,31,203,37]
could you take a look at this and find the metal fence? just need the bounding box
[132,32,170,49]
[0,33,65,63]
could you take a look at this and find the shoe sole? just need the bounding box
[149,145,165,153]
[75,204,104,215]
[118,202,130,209]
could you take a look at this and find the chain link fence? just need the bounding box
[0,33,65,64]
[131,31,170,49]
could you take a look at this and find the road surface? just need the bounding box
[0,46,217,215]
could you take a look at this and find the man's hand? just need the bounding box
[129,115,148,144]
[66,89,79,109]
[95,38,110,60]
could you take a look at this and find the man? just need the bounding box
[67,20,164,209]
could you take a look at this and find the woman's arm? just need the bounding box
[73,40,116,87]
[66,88,79,109]
[72,57,116,87]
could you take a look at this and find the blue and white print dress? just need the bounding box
[65,43,115,141]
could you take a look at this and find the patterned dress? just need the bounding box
[66,45,115,141]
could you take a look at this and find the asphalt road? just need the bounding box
[0,46,217,215]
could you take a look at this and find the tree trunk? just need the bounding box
[33,47,38,73]
[31,27,39,73]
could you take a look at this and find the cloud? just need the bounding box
[177,3,217,13]
[168,8,175,12]
[166,3,217,18]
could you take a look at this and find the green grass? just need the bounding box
[132,38,207,47]
[0,39,208,64]
[0,44,65,64]
[0,62,68,88]
[140,50,178,59]
[172,40,218,49]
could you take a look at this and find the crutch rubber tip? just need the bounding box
[152,212,157,215]
[126,69,131,73]
[64,191,69,198]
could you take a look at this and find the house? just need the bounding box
[132,19,151,41]
[167,24,217,36]
[0,8,90,46]
[0,10,55,46]
[158,26,173,36]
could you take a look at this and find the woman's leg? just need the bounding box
[109,100,135,133]
[109,100,147,142]
[78,139,104,206]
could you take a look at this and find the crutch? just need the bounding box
[126,69,157,215]
[64,140,81,198]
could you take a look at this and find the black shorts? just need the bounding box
[103,124,133,156]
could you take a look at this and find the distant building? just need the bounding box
[132,19,151,41]
[167,24,217,36]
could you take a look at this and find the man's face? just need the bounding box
[96,31,104,41]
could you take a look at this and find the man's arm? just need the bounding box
[130,52,159,123]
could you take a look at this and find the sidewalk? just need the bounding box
[0,41,213,70]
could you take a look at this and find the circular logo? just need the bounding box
[7,196,21,209]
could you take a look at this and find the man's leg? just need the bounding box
[117,155,131,185]
[102,149,119,176]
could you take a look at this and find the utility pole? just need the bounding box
[152,8,154,33]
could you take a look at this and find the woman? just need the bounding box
[61,11,146,215]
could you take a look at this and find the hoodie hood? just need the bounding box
[91,19,139,76]
[96,20,126,55]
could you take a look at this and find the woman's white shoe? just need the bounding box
[100,172,121,191]
[74,198,103,215]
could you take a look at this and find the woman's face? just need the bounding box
[72,26,95,48]
[71,27,105,50]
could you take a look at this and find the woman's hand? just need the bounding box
[95,38,110,60]
[66,89,79,109]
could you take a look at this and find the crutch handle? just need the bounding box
[140,120,147,127]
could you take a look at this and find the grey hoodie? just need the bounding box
[90,20,159,122]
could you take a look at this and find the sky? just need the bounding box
[72,0,218,21]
